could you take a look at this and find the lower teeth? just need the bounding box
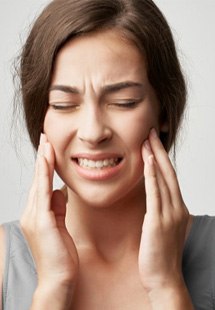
[79,163,117,169]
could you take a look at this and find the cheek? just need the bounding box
[121,111,157,150]
[121,109,159,172]
[43,112,71,155]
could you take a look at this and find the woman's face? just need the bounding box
[44,29,162,207]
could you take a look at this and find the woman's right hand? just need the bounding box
[20,133,79,308]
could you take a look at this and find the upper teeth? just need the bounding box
[78,158,119,169]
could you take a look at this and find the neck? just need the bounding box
[65,185,146,263]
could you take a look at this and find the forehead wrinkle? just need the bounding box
[50,30,148,100]
[49,80,145,102]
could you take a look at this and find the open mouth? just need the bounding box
[72,157,123,169]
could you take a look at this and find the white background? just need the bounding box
[0,0,215,223]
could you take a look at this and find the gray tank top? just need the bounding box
[2,221,37,310]
[2,216,215,309]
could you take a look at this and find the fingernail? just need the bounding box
[150,128,157,138]
[39,133,47,145]
[39,133,44,144]
[144,139,152,152]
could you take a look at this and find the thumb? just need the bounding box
[51,189,67,230]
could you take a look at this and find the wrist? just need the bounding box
[146,280,194,310]
[31,281,75,310]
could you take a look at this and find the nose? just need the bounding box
[77,105,112,146]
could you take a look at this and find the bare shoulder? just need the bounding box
[0,225,6,310]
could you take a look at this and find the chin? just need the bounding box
[67,176,144,210]
[70,186,125,209]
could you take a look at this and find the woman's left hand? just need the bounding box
[138,128,190,295]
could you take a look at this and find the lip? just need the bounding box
[71,152,124,181]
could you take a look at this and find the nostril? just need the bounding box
[77,118,112,145]
[77,130,112,145]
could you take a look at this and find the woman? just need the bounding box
[0,0,214,309]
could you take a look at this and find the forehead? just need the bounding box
[51,29,148,86]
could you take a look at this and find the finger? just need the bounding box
[40,132,48,144]
[36,153,52,211]
[22,138,53,227]
[149,128,183,206]
[51,190,67,230]
[27,139,51,204]
[142,143,161,216]
[43,142,55,184]
[51,191,78,262]
[24,144,43,217]
[143,141,171,214]
[40,133,55,182]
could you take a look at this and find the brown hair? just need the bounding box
[18,0,186,154]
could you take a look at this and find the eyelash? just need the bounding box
[110,101,138,108]
[49,104,79,110]
[49,100,139,111]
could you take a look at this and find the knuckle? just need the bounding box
[175,208,189,225]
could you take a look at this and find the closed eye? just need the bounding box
[49,102,79,111]
[109,99,141,108]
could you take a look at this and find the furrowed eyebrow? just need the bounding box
[49,85,79,94]
[101,81,144,94]
[49,81,144,95]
